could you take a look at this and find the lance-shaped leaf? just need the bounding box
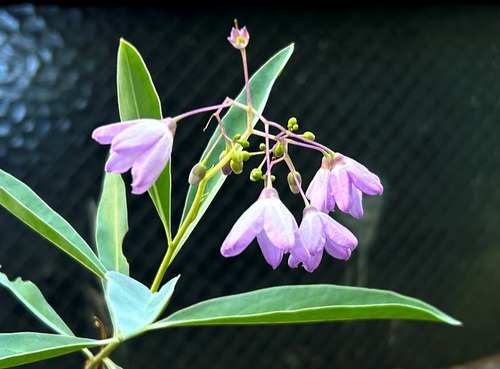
[177,43,295,254]
[149,284,461,329]
[95,172,129,275]
[0,332,113,368]
[117,38,171,241]
[0,271,73,336]
[0,169,106,279]
[104,271,179,338]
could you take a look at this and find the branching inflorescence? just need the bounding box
[92,20,383,277]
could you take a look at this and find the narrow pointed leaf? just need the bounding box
[0,332,113,368]
[117,38,171,241]
[0,169,106,279]
[178,43,295,252]
[150,284,461,329]
[0,271,73,336]
[105,271,179,338]
[95,172,129,275]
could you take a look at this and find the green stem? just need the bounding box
[149,128,253,292]
[85,340,121,369]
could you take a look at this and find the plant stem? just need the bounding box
[85,340,121,369]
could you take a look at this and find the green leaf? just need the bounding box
[116,38,171,241]
[150,284,462,329]
[0,169,106,279]
[0,271,73,336]
[0,332,112,368]
[105,271,179,338]
[95,172,129,275]
[177,43,295,252]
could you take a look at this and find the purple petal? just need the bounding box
[305,168,330,213]
[130,133,173,194]
[319,213,358,260]
[331,165,352,213]
[345,157,383,195]
[105,151,137,173]
[221,200,265,257]
[303,249,323,272]
[257,231,283,269]
[263,198,297,250]
[348,186,364,219]
[112,120,167,154]
[299,211,325,254]
[91,119,145,145]
[290,234,310,264]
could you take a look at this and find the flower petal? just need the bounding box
[320,213,358,260]
[221,200,265,257]
[91,119,145,144]
[300,210,325,254]
[263,197,297,250]
[105,151,137,173]
[345,157,383,195]
[130,133,173,194]
[348,186,364,219]
[331,165,352,213]
[303,249,323,272]
[112,120,167,154]
[305,168,331,213]
[257,231,283,269]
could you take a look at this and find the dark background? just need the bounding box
[0,3,499,369]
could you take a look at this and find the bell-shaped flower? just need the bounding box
[306,154,383,218]
[92,117,176,195]
[227,26,250,49]
[289,206,358,272]
[221,187,309,269]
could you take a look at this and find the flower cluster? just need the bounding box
[91,23,383,273]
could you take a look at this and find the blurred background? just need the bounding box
[0,3,499,369]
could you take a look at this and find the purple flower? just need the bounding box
[227,26,250,49]
[289,206,358,272]
[92,118,176,195]
[306,154,383,218]
[221,187,309,269]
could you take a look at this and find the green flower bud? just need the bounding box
[250,168,263,182]
[239,140,250,148]
[274,143,284,157]
[302,131,316,141]
[189,163,207,186]
[287,171,302,194]
[241,150,250,161]
[259,143,266,151]
[233,133,241,141]
[230,159,243,174]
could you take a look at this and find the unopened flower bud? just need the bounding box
[302,131,315,141]
[287,117,298,131]
[274,143,284,157]
[239,139,250,148]
[259,143,266,151]
[287,171,302,194]
[230,159,244,174]
[241,151,250,161]
[250,168,263,182]
[219,151,232,176]
[189,163,207,186]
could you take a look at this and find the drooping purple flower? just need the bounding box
[92,118,176,195]
[227,26,250,49]
[221,187,309,269]
[305,154,383,218]
[289,206,358,272]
